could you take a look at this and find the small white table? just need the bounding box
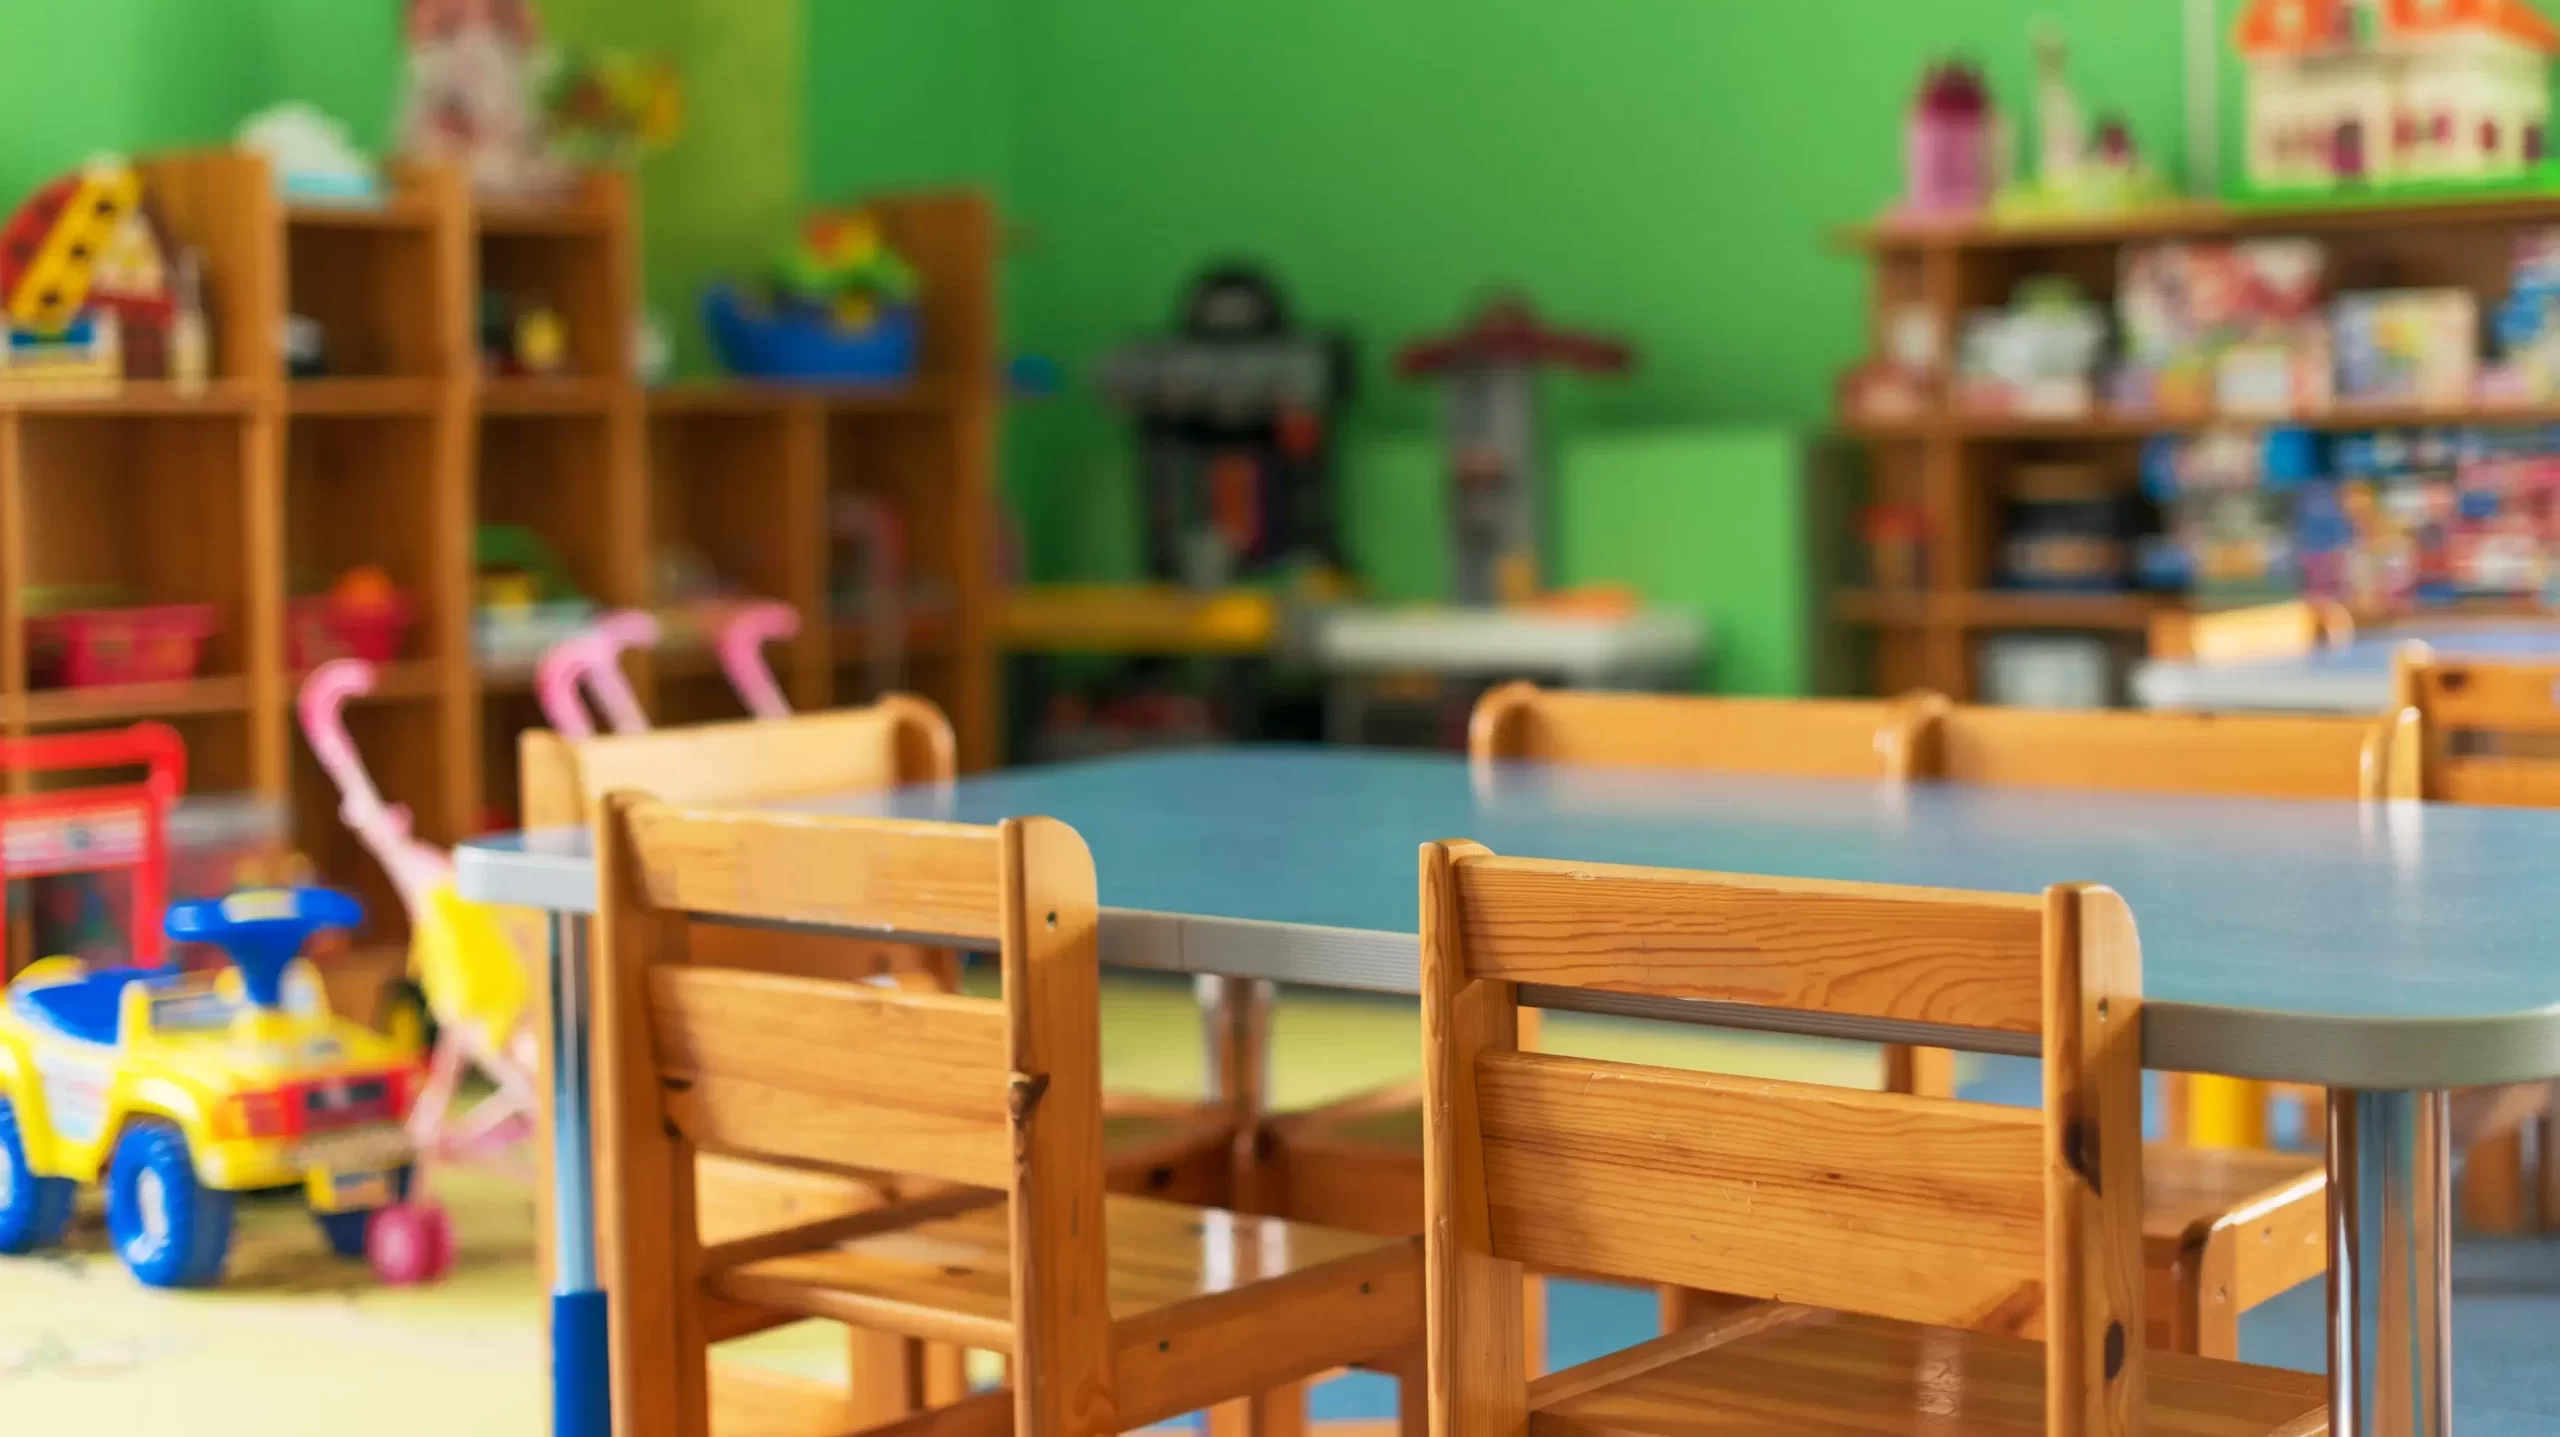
[2134,622,2560,712]
[1310,605,1707,742]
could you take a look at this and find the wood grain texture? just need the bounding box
[1466,682,1938,781]
[594,792,711,1437]
[1002,815,1118,1437]
[1924,704,2397,801]
[2041,884,2147,1437]
[1476,1051,2047,1327]
[1454,855,2046,1034]
[650,964,1011,1185]
[1420,839,1529,1437]
[1525,1302,1816,1411]
[694,1155,897,1250]
[2148,598,2353,666]
[622,800,1003,942]
[1527,1310,2324,1437]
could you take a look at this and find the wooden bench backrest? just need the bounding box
[1467,681,1934,780]
[1924,704,2415,801]
[2394,646,2560,806]
[1422,844,2145,1437]
[597,800,1109,1437]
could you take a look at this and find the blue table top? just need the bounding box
[456,745,2560,1087]
[2136,622,2560,712]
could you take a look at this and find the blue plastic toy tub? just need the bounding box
[702,286,920,384]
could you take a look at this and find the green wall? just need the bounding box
[798,0,2199,690]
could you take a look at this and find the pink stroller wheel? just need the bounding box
[368,1198,455,1285]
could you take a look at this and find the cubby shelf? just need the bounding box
[2,149,1000,965]
[1831,191,2560,700]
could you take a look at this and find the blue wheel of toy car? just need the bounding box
[0,1098,76,1254]
[104,1121,233,1288]
[311,1166,413,1259]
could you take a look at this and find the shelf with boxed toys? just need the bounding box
[1834,185,2560,700]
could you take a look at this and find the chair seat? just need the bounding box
[716,1194,1421,1430]
[1531,1305,2326,1437]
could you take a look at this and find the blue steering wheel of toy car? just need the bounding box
[163,886,365,1010]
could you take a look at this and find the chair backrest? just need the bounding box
[520,692,954,830]
[1467,681,1937,780]
[597,800,1111,1437]
[1421,842,2144,1437]
[2393,645,2560,806]
[2148,597,2353,665]
[1921,703,2416,801]
[523,695,959,987]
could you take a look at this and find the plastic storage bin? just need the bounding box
[27,604,216,687]
[287,590,416,667]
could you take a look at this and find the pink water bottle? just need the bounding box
[1905,61,1995,218]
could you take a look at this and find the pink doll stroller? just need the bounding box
[534,600,801,735]
[298,660,545,1282]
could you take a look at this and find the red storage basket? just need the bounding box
[27,604,216,687]
[287,590,415,667]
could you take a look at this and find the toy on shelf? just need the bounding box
[0,161,201,394]
[287,566,416,668]
[2236,0,2558,197]
[300,660,545,1283]
[481,292,569,376]
[238,104,382,207]
[832,490,921,697]
[0,882,425,1287]
[1998,462,2137,591]
[1398,297,1633,606]
[1903,60,2002,218]
[2116,239,2329,416]
[1955,277,2109,417]
[704,207,920,382]
[540,49,683,170]
[714,601,798,720]
[24,589,216,690]
[1993,26,2173,219]
[2138,426,2322,601]
[2334,288,2479,405]
[397,0,569,199]
[1100,264,1357,588]
[475,524,595,672]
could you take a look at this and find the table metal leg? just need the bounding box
[549,913,610,1437]
[1197,974,1275,1208]
[2327,1088,2453,1437]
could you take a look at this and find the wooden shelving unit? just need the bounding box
[1833,191,2560,699]
[2,152,1000,955]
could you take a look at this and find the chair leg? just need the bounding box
[2464,1130,2530,1234]
[845,1328,923,1425]
[921,1342,971,1405]
[1206,1385,1306,1437]
[1384,1346,1428,1437]
[1523,1273,1548,1375]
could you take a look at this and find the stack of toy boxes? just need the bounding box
[2116,240,2328,417]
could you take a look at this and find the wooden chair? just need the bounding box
[594,798,1424,1437]
[1420,842,2327,1437]
[2391,645,2560,1233]
[523,697,1236,1424]
[2147,596,2355,666]
[1261,686,1941,1352]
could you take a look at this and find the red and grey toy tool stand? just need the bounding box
[0,723,185,970]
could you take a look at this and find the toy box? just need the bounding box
[2115,240,2327,415]
[2333,290,2479,407]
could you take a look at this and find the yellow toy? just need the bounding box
[0,887,420,1287]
